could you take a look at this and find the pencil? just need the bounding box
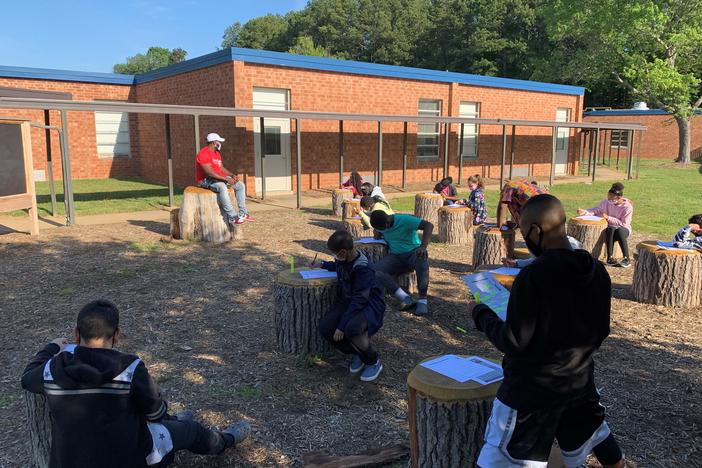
[311,253,318,267]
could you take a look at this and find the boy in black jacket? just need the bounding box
[21,299,250,468]
[317,230,386,382]
[469,194,625,468]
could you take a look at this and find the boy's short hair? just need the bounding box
[689,214,702,225]
[327,230,354,253]
[370,211,390,230]
[360,196,374,209]
[77,300,120,341]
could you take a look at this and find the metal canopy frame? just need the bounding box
[0,96,647,226]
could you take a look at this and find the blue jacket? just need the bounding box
[673,226,702,250]
[321,252,385,335]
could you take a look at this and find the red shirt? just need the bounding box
[195,147,227,184]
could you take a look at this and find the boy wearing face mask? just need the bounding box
[195,133,252,226]
[469,194,625,468]
[316,230,386,382]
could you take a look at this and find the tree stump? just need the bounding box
[407,356,500,468]
[354,240,388,264]
[438,206,472,245]
[472,226,515,270]
[475,265,517,291]
[632,241,702,308]
[178,186,241,243]
[513,247,531,260]
[332,188,353,217]
[169,208,181,240]
[567,217,621,261]
[414,193,443,226]
[342,199,361,221]
[25,392,51,468]
[273,268,337,354]
[396,271,418,295]
[344,218,372,238]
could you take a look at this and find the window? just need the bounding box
[610,130,630,148]
[417,99,442,159]
[458,102,480,159]
[94,111,130,158]
[263,126,281,155]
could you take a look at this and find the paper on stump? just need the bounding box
[443,204,465,209]
[355,238,387,245]
[655,240,694,251]
[490,267,520,276]
[299,269,337,280]
[576,215,603,222]
[462,272,510,321]
[420,355,504,384]
[349,215,362,220]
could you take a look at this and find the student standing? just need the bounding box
[470,194,625,468]
[496,179,548,227]
[317,231,386,382]
[578,182,633,268]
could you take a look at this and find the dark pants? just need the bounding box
[375,249,429,297]
[605,226,630,259]
[319,304,378,365]
[155,419,230,466]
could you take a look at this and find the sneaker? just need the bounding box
[619,258,631,268]
[399,296,417,311]
[414,302,428,316]
[175,410,194,422]
[243,214,255,222]
[349,355,365,374]
[606,257,619,267]
[360,359,383,382]
[230,217,245,226]
[222,420,251,447]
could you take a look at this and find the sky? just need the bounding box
[0,0,305,73]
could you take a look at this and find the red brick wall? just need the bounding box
[583,113,702,159]
[0,78,137,180]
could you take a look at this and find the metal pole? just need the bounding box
[377,121,383,187]
[626,130,634,179]
[193,114,200,151]
[601,129,607,164]
[607,129,613,166]
[587,130,593,176]
[44,109,57,216]
[578,129,585,167]
[635,130,643,179]
[509,125,516,179]
[458,123,465,184]
[443,122,450,178]
[592,129,600,183]
[402,121,408,189]
[549,126,557,186]
[165,114,174,207]
[259,117,266,199]
[296,118,302,209]
[59,110,75,225]
[338,120,344,186]
[499,125,507,188]
[615,131,622,170]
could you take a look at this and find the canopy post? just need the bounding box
[296,118,302,209]
[509,125,516,179]
[377,121,383,187]
[59,110,75,225]
[592,129,600,183]
[607,130,613,166]
[402,121,408,189]
[338,120,344,186]
[165,114,174,207]
[193,114,200,152]
[626,130,635,179]
[443,122,450,178]
[635,130,643,179]
[549,126,557,186]
[499,125,507,188]
[458,123,465,184]
[44,109,57,217]
[615,131,622,170]
[259,117,266,200]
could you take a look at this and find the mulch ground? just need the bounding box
[0,207,700,467]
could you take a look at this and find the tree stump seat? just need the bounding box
[414,193,443,226]
[354,239,388,264]
[472,225,516,270]
[396,270,418,295]
[344,217,372,238]
[25,392,51,468]
[438,206,472,245]
[632,241,702,308]
[273,268,337,354]
[341,199,361,221]
[567,217,621,261]
[175,186,243,243]
[332,188,353,217]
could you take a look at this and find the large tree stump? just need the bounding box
[179,186,242,243]
[414,193,443,226]
[344,218,372,238]
[632,241,702,308]
[438,206,472,245]
[169,208,181,240]
[475,264,517,291]
[342,199,361,221]
[396,271,418,295]
[354,240,388,264]
[273,269,337,354]
[25,392,51,468]
[407,356,500,468]
[472,226,515,270]
[567,217,621,260]
[332,188,353,217]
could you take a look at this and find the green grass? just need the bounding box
[11,177,182,217]
[390,159,702,238]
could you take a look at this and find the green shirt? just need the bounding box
[381,214,422,254]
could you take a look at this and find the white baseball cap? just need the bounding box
[206,133,225,142]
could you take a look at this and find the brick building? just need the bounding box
[0,48,586,196]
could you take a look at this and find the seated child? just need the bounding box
[21,300,250,468]
[360,182,385,200]
[460,174,488,225]
[370,211,433,316]
[341,171,364,197]
[317,231,386,382]
[358,196,393,229]
[673,214,702,250]
[434,177,459,205]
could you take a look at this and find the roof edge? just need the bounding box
[0,65,134,85]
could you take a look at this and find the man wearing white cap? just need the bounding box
[195,133,252,225]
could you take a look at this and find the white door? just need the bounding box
[253,88,291,193]
[555,108,570,174]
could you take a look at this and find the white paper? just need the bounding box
[463,272,510,321]
[349,215,362,220]
[299,269,337,280]
[443,204,466,209]
[576,215,603,222]
[355,238,387,245]
[420,355,504,384]
[490,267,520,276]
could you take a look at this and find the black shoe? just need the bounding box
[619,258,631,268]
[606,257,619,267]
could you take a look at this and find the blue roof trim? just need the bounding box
[0,65,134,85]
[584,109,671,116]
[134,49,234,84]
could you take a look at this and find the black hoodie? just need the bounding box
[21,343,166,468]
[472,248,611,411]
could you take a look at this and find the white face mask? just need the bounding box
[214,141,222,151]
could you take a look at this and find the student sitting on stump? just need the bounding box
[672,214,702,250]
[369,211,433,316]
[317,231,386,382]
[357,195,393,229]
[469,194,625,468]
[21,299,251,468]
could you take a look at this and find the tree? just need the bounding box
[221,21,242,48]
[540,0,702,163]
[288,35,329,57]
[113,47,187,74]
[235,14,290,50]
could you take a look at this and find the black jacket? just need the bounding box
[472,248,611,411]
[21,344,166,468]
